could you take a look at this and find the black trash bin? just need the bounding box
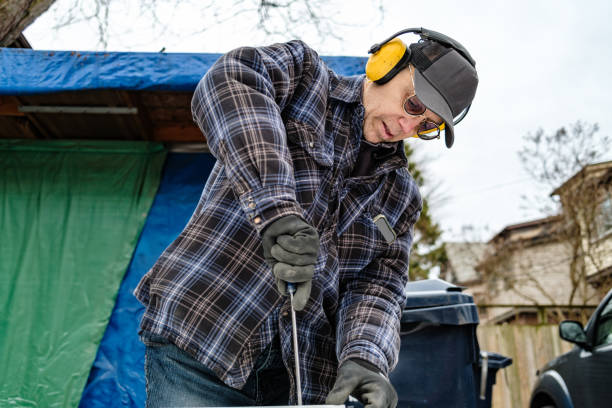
[475,351,512,408]
[345,279,511,408]
[389,278,481,408]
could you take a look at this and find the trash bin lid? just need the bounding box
[401,303,479,326]
[404,278,475,309]
[405,278,465,293]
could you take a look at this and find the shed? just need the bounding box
[0,46,366,407]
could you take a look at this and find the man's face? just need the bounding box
[362,65,443,144]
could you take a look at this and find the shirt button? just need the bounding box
[309,142,314,148]
[249,202,256,209]
[253,216,262,224]
[282,311,289,317]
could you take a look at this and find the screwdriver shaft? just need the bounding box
[288,284,303,405]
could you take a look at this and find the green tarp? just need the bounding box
[0,140,166,407]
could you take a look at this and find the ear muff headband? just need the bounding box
[368,27,475,67]
[366,27,475,126]
[365,38,411,85]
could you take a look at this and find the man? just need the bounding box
[134,29,478,408]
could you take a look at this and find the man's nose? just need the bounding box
[398,116,421,136]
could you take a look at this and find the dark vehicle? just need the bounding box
[530,288,612,408]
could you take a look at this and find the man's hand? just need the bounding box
[261,215,319,311]
[326,360,398,408]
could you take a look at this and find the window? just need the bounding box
[595,297,612,347]
[595,196,612,239]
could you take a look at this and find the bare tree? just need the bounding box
[0,0,56,46]
[518,121,610,215]
[41,0,384,50]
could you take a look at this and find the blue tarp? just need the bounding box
[0,47,366,94]
[79,152,216,407]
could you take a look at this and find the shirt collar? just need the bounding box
[329,73,365,103]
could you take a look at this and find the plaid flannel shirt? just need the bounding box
[134,40,422,404]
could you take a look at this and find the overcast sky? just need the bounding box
[24,0,612,242]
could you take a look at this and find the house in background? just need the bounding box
[440,241,487,299]
[475,215,599,324]
[442,161,612,324]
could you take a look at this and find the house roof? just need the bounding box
[488,215,561,245]
[486,162,612,247]
[551,160,612,197]
[0,47,366,143]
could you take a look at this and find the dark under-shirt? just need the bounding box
[351,139,402,177]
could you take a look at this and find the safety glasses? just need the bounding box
[402,95,445,140]
[404,66,445,140]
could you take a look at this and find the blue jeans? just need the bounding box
[141,332,290,407]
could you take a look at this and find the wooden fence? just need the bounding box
[477,324,574,408]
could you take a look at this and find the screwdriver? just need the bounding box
[287,282,303,405]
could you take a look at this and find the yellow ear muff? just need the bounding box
[366,38,409,84]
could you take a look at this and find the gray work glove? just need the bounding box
[326,360,398,408]
[261,215,319,311]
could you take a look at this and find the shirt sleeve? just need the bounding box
[190,40,324,232]
[336,194,422,376]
